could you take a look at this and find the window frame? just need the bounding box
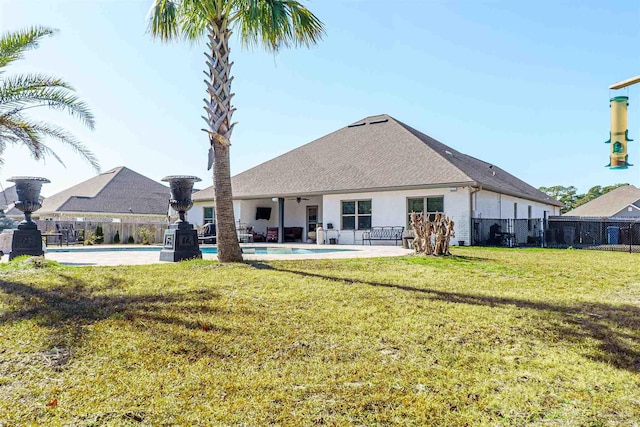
[406,195,444,229]
[203,207,215,224]
[341,199,372,230]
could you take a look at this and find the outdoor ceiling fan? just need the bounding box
[287,197,310,203]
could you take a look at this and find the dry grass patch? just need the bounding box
[0,248,639,425]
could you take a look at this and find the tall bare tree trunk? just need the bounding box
[206,21,242,262]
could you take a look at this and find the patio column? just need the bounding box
[278,197,284,243]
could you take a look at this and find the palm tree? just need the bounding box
[148,0,325,262]
[0,26,99,172]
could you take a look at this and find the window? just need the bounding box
[407,196,444,228]
[203,207,215,224]
[341,200,371,230]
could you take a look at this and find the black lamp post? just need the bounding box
[159,175,203,262]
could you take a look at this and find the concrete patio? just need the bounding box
[2,243,413,267]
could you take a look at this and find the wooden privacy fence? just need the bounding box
[35,220,167,245]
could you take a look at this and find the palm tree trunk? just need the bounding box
[212,140,242,262]
[206,21,242,262]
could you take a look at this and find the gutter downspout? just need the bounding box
[469,185,482,246]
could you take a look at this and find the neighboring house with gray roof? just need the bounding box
[563,185,640,218]
[191,114,562,245]
[28,166,172,244]
[35,166,170,221]
[0,185,19,217]
[0,185,18,212]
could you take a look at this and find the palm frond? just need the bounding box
[29,121,99,172]
[148,0,182,41]
[235,0,325,52]
[0,27,99,172]
[0,115,100,172]
[179,0,211,42]
[0,26,56,68]
[0,115,46,160]
[0,74,95,129]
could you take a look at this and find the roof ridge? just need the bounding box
[390,117,474,183]
[90,166,127,199]
[233,116,392,180]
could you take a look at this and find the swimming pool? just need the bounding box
[47,246,355,255]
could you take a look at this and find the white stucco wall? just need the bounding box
[322,187,472,245]
[191,188,560,246]
[474,190,560,219]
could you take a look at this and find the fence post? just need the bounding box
[542,212,547,248]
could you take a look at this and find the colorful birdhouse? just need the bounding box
[605,96,633,169]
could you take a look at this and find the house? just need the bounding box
[33,166,172,243]
[0,184,19,217]
[191,114,563,245]
[544,185,640,248]
[563,185,640,218]
[1,184,46,219]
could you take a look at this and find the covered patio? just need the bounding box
[232,195,322,244]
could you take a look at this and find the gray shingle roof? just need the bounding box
[39,166,170,216]
[563,185,640,217]
[193,114,562,207]
[0,185,18,211]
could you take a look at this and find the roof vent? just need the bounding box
[445,150,453,155]
[348,122,366,128]
[369,119,388,125]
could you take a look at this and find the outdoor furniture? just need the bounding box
[325,228,340,244]
[362,226,404,245]
[197,223,216,244]
[247,227,266,242]
[266,227,279,242]
[264,227,303,242]
[284,227,303,242]
[402,230,415,249]
[237,233,253,243]
[42,232,64,247]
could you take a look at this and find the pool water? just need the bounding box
[211,247,353,255]
[47,246,354,255]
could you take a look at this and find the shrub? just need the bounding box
[95,225,104,244]
[127,235,135,244]
[84,231,96,245]
[113,231,120,244]
[137,227,155,245]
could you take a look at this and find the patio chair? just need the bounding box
[266,227,279,242]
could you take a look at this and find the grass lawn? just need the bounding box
[0,248,639,426]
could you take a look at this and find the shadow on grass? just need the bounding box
[0,271,232,357]
[254,262,640,373]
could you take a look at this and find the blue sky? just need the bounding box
[1,0,639,197]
